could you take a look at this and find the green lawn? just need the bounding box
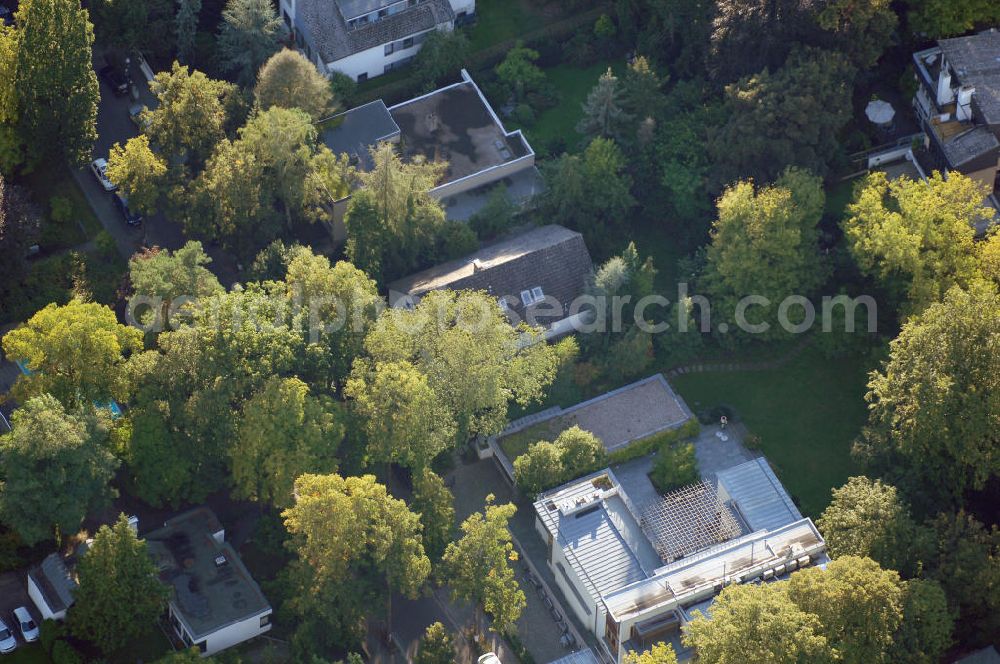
[512,60,625,153]
[671,345,870,518]
[5,645,50,664]
[466,0,552,52]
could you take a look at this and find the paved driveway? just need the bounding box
[78,59,239,287]
[0,570,35,638]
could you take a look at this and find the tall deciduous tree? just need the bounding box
[495,41,545,103]
[412,29,470,91]
[817,0,897,69]
[785,556,903,664]
[701,168,827,342]
[543,137,634,249]
[856,281,999,512]
[344,142,446,281]
[441,496,525,635]
[358,290,558,441]
[709,47,854,187]
[817,477,925,576]
[91,0,148,52]
[577,68,632,144]
[2,300,143,406]
[346,360,456,469]
[282,474,431,646]
[14,0,99,166]
[255,49,335,120]
[843,171,991,316]
[217,0,285,87]
[128,240,223,316]
[107,135,168,216]
[146,62,239,169]
[70,515,169,654]
[682,582,834,663]
[0,395,118,545]
[411,469,455,562]
[513,441,563,496]
[904,0,1000,38]
[231,376,344,507]
[415,621,455,664]
[890,579,954,664]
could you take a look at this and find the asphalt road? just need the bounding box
[77,60,239,287]
[0,569,35,646]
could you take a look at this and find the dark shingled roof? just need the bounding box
[939,30,1000,126]
[939,124,1000,167]
[297,0,453,64]
[387,225,593,324]
[28,553,77,614]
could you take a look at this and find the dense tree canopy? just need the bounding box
[904,0,1000,38]
[2,300,143,406]
[410,468,455,562]
[441,496,525,635]
[843,171,992,316]
[128,240,224,326]
[0,175,40,304]
[0,395,118,545]
[785,556,903,663]
[683,582,834,663]
[623,643,679,664]
[14,0,99,165]
[817,476,924,576]
[217,0,286,87]
[282,474,431,648]
[415,622,455,664]
[356,290,559,442]
[232,376,344,507]
[701,168,827,342]
[107,135,168,216]
[255,49,336,121]
[856,281,999,512]
[709,47,854,187]
[70,515,169,654]
[891,579,953,664]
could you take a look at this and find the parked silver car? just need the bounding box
[89,157,117,192]
[12,607,38,643]
[0,617,17,654]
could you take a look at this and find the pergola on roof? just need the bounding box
[639,481,744,563]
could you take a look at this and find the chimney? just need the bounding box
[956,85,975,121]
[937,63,954,106]
[472,258,484,272]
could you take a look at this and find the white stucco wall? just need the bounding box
[323,27,442,81]
[201,610,273,656]
[27,574,67,622]
[449,0,476,16]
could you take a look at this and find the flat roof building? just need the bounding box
[534,458,827,662]
[319,69,543,240]
[146,508,272,656]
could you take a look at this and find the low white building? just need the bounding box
[534,459,828,662]
[27,551,81,621]
[281,0,475,82]
[145,508,272,657]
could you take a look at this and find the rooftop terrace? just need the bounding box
[388,79,531,184]
[145,508,270,639]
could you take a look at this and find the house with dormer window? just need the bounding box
[280,0,475,82]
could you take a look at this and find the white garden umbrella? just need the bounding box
[865,99,896,126]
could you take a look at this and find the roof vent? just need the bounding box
[472,258,484,272]
[214,554,228,568]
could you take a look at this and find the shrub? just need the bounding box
[557,426,607,479]
[469,187,517,241]
[437,220,479,260]
[329,71,357,101]
[40,619,66,655]
[513,102,536,126]
[607,418,701,465]
[50,195,73,224]
[514,441,564,496]
[649,441,699,493]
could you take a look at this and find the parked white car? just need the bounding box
[0,617,17,654]
[478,654,501,664]
[13,607,38,643]
[89,157,117,192]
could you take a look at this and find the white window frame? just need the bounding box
[520,287,545,306]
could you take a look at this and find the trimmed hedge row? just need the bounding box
[607,418,702,465]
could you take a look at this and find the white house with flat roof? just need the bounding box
[281,0,475,82]
[534,458,828,662]
[145,508,272,656]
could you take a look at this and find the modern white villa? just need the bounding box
[534,458,829,662]
[280,0,476,82]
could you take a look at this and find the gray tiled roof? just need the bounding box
[939,29,1000,126]
[387,225,593,323]
[28,553,77,614]
[716,458,802,532]
[297,0,453,64]
[337,0,396,21]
